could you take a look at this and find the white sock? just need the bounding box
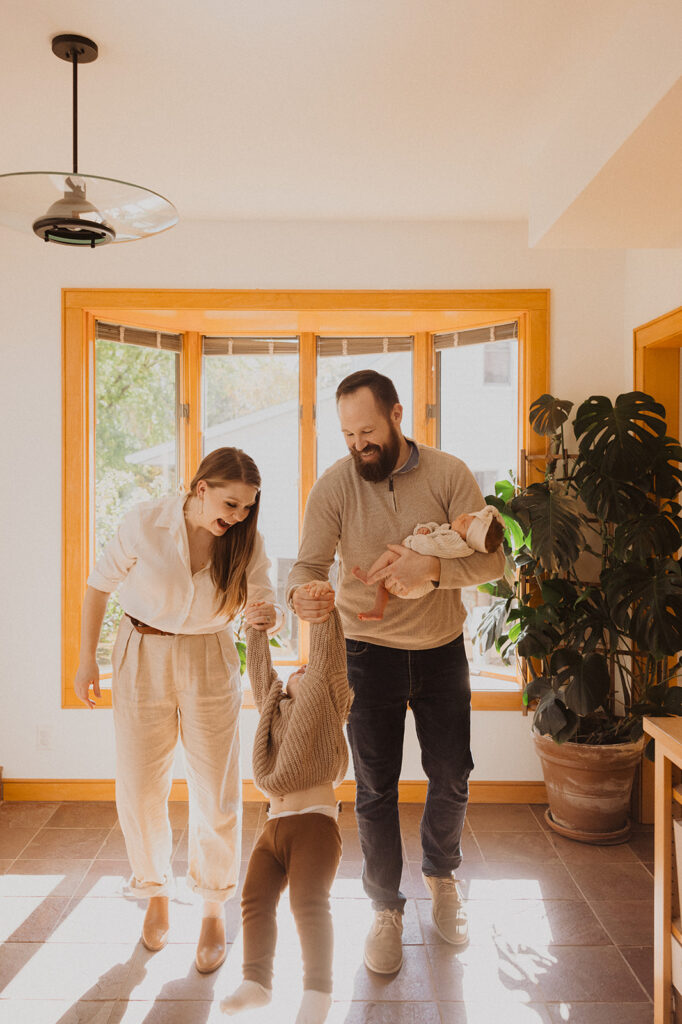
[220,980,272,1015]
[295,990,332,1024]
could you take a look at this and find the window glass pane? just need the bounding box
[202,338,300,662]
[94,335,180,671]
[316,340,413,475]
[437,336,519,681]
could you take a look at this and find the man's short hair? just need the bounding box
[335,370,400,418]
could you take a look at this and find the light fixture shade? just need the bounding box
[0,171,178,244]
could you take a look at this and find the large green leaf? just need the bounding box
[511,482,585,572]
[541,579,579,608]
[494,479,516,502]
[502,513,527,554]
[529,394,573,436]
[650,436,682,499]
[533,691,578,743]
[516,604,564,659]
[478,578,513,599]
[572,459,650,524]
[550,650,610,717]
[614,510,682,561]
[573,392,666,480]
[524,675,553,702]
[604,559,682,657]
[475,600,509,654]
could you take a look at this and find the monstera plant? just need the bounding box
[479,391,682,749]
[477,392,682,842]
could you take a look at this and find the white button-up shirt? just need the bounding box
[88,493,281,635]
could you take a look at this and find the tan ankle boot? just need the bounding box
[141,896,169,952]
[195,915,227,973]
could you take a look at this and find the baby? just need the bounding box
[221,581,350,1024]
[353,505,505,620]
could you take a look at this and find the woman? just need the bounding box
[74,447,280,974]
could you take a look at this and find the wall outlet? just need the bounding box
[36,727,54,751]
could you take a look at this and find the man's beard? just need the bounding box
[350,424,402,482]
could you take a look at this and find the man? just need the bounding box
[287,370,505,974]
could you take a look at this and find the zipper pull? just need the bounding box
[388,477,397,511]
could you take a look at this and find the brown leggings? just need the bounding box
[241,812,342,992]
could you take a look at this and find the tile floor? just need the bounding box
[0,800,654,1023]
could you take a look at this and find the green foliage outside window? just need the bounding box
[203,355,298,428]
[94,339,178,665]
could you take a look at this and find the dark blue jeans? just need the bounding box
[345,634,473,912]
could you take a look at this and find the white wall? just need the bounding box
[0,219,631,784]
[624,249,682,331]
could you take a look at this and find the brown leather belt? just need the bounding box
[128,616,174,637]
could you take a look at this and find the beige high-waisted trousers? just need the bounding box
[112,615,242,902]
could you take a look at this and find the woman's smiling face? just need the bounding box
[196,479,259,536]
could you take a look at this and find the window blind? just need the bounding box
[434,322,518,350]
[95,321,181,353]
[202,337,298,356]
[317,336,413,356]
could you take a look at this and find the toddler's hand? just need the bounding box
[292,580,335,622]
[301,580,335,601]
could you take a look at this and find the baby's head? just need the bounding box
[452,512,504,553]
[286,665,306,700]
[482,517,504,552]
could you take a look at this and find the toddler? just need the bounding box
[221,581,350,1024]
[353,505,505,620]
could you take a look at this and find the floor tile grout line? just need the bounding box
[53,819,124,929]
[589,899,652,951]
[610,941,655,1004]
[3,823,49,865]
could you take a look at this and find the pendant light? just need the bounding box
[0,34,178,248]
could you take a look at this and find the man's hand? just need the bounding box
[362,548,400,580]
[365,544,440,591]
[292,580,336,623]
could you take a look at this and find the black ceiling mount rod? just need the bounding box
[72,44,78,173]
[51,35,99,175]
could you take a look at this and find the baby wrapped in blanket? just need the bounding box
[352,505,505,621]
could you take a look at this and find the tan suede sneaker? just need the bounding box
[363,908,403,973]
[422,873,468,945]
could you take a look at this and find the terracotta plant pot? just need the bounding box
[532,730,646,844]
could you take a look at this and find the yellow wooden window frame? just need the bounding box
[62,288,549,710]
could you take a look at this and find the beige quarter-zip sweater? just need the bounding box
[287,442,506,650]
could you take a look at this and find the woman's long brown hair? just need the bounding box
[188,447,261,621]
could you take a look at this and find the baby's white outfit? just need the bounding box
[388,505,504,599]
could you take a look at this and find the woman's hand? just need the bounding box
[245,601,277,632]
[292,580,335,623]
[365,544,440,592]
[74,660,101,709]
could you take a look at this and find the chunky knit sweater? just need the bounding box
[248,608,351,798]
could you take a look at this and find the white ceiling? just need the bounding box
[2,0,682,244]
